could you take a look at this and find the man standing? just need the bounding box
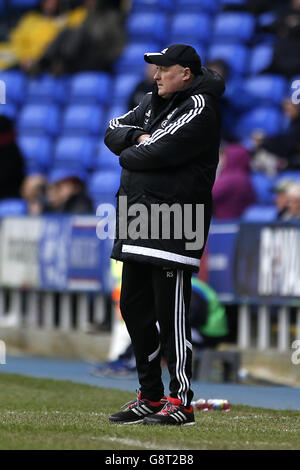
[104,44,225,426]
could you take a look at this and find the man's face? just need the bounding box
[287,195,300,216]
[154,64,191,99]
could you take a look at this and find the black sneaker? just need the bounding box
[109,392,166,424]
[143,397,195,426]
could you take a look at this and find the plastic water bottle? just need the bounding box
[191,398,230,411]
[207,399,231,411]
[191,398,208,410]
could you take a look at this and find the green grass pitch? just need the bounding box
[0,372,299,450]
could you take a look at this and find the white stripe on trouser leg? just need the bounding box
[179,270,189,405]
[148,343,161,362]
[174,270,189,406]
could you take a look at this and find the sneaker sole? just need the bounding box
[143,420,195,426]
[109,418,144,425]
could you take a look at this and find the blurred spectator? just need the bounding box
[0,0,87,73]
[0,115,25,199]
[21,173,46,215]
[261,0,300,78]
[189,276,229,350]
[212,143,256,219]
[45,168,93,214]
[282,182,300,219]
[39,0,126,75]
[252,99,300,175]
[128,64,156,111]
[271,179,293,219]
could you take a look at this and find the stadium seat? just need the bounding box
[257,11,277,28]
[213,13,255,43]
[241,204,277,222]
[220,0,246,6]
[115,42,161,74]
[0,70,26,105]
[248,44,274,75]
[175,0,219,14]
[17,104,61,136]
[0,104,17,120]
[26,75,68,104]
[111,73,144,105]
[106,105,128,126]
[61,105,105,136]
[54,136,97,171]
[234,107,283,140]
[250,172,275,205]
[131,0,174,12]
[96,142,122,172]
[0,199,27,217]
[89,170,121,206]
[127,12,169,44]
[274,171,300,185]
[68,72,111,105]
[169,13,212,44]
[243,75,288,106]
[10,0,39,7]
[208,43,249,75]
[18,135,53,172]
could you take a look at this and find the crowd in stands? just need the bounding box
[0,0,299,222]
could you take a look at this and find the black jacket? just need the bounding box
[104,68,225,272]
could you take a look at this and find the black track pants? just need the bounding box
[120,261,193,407]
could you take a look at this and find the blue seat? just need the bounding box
[213,13,255,42]
[250,172,275,205]
[169,13,212,44]
[241,204,277,222]
[248,44,274,75]
[208,43,249,75]
[54,136,96,171]
[96,141,122,172]
[115,42,160,74]
[18,135,53,172]
[17,104,60,136]
[274,171,300,186]
[0,199,27,217]
[106,105,129,124]
[0,70,26,105]
[0,104,17,120]
[131,0,174,12]
[127,13,169,44]
[10,0,39,7]
[175,0,219,13]
[243,75,288,106]
[68,72,111,105]
[220,0,246,5]
[62,105,105,136]
[112,73,143,105]
[89,170,121,206]
[235,107,283,140]
[26,75,68,104]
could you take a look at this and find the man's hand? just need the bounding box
[137,134,151,144]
